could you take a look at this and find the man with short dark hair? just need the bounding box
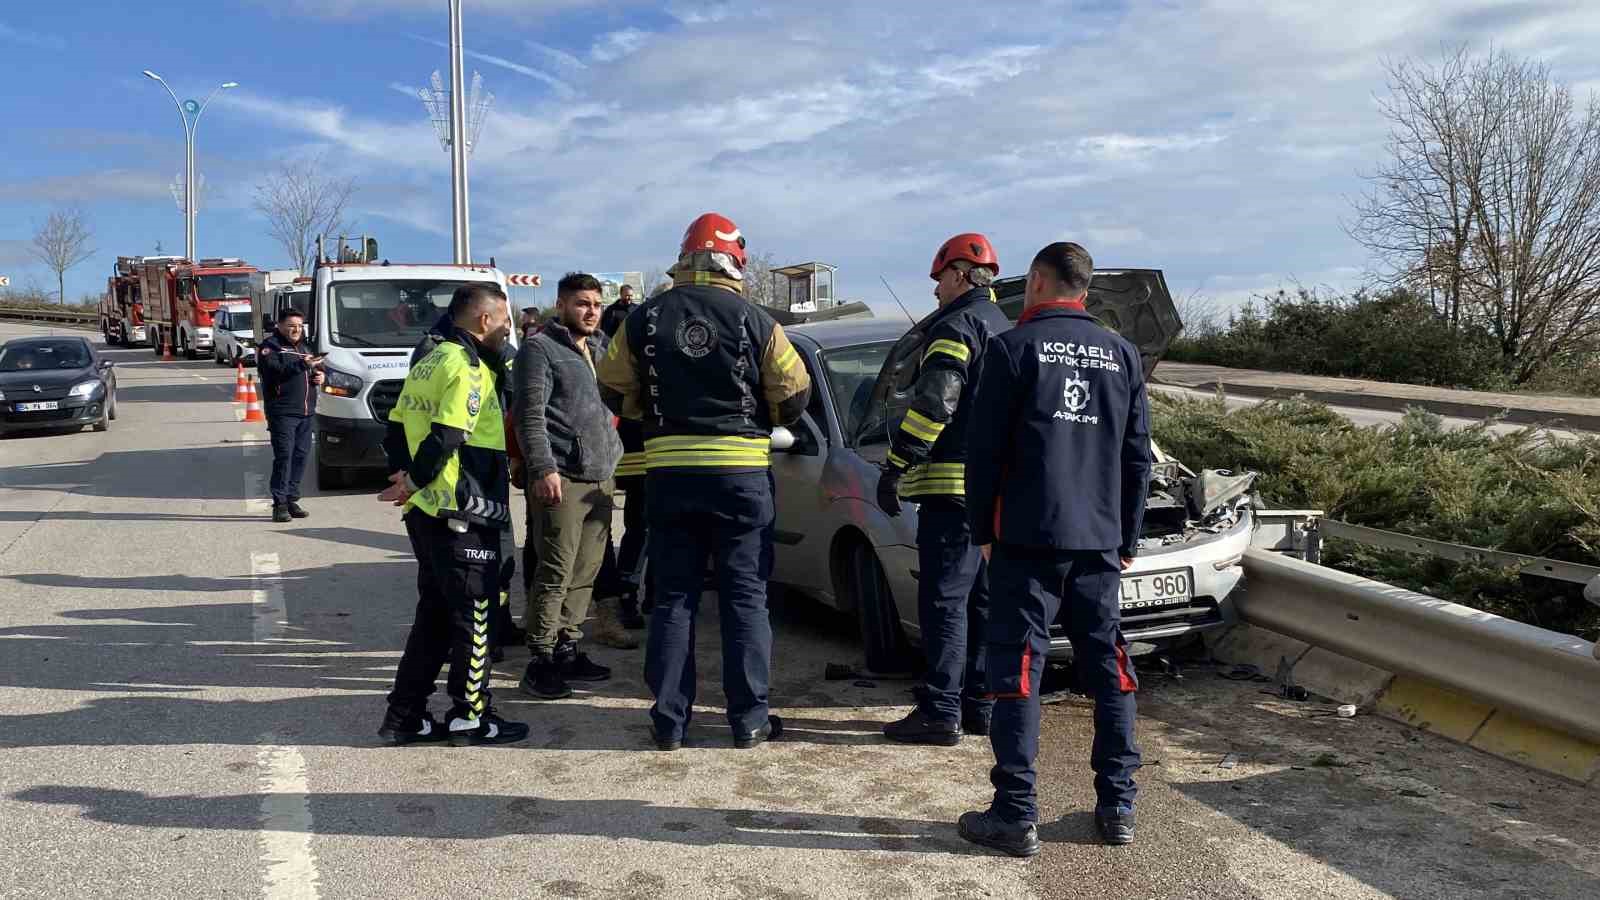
[960,241,1148,854]
[515,272,625,699]
[257,309,324,523]
[599,283,636,338]
[377,282,528,746]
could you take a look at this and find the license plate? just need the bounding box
[1119,568,1193,610]
[15,401,59,412]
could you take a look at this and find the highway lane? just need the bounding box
[1,320,1596,899]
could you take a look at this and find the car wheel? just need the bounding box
[850,541,915,674]
[317,463,347,491]
[108,390,117,421]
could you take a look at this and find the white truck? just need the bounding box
[293,236,515,490]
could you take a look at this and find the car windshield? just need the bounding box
[820,341,894,444]
[328,280,473,349]
[0,341,90,371]
[196,274,252,299]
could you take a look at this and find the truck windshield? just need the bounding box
[327,280,473,349]
[196,274,252,299]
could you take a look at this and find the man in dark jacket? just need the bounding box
[514,272,625,700]
[959,242,1150,855]
[598,283,636,338]
[256,308,324,522]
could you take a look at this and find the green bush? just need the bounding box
[1169,287,1506,390]
[1150,391,1600,639]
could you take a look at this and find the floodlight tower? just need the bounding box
[414,1,494,264]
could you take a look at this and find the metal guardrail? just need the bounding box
[0,306,98,329]
[1238,548,1600,741]
[1321,519,1600,587]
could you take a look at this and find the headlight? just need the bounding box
[69,380,101,398]
[321,366,364,398]
[0,390,6,400]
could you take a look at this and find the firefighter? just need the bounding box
[876,233,1011,746]
[376,282,529,746]
[596,212,811,751]
[960,242,1149,854]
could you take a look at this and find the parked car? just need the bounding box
[0,335,117,435]
[769,270,1320,672]
[211,303,257,366]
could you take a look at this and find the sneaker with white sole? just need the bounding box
[377,710,450,746]
[447,709,530,746]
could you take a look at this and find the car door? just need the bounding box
[768,346,833,594]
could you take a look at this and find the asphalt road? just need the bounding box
[1,320,1595,900]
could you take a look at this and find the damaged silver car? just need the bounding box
[768,269,1319,672]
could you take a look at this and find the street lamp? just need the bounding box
[143,70,237,260]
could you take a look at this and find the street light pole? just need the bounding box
[142,71,237,260]
[448,0,471,264]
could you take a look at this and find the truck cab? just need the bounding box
[299,239,513,490]
[175,260,255,359]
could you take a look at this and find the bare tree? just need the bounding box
[1349,47,1600,383]
[742,250,781,309]
[253,154,357,273]
[30,208,95,305]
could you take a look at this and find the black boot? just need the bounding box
[520,657,571,700]
[271,504,291,523]
[286,501,309,519]
[556,641,611,682]
[618,593,645,630]
[883,707,961,746]
[1095,804,1136,846]
[958,810,1040,857]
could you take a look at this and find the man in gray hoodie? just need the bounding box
[514,272,624,700]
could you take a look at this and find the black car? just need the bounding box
[0,336,118,434]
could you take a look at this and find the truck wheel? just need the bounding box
[183,334,198,360]
[153,329,164,356]
[850,541,915,674]
[317,463,347,491]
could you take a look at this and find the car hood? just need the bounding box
[991,269,1181,379]
[851,268,1181,445]
[0,368,90,390]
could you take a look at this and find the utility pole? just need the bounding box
[142,71,236,260]
[448,0,470,265]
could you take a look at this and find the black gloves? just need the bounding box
[876,465,903,517]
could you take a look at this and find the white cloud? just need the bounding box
[406,35,574,97]
[213,0,1600,315]
[589,28,650,63]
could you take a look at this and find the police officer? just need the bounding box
[877,233,1011,746]
[597,212,811,751]
[960,242,1150,854]
[256,308,324,523]
[376,283,529,746]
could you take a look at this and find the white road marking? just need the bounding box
[250,502,321,898]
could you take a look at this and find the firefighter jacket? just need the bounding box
[383,328,512,528]
[615,417,646,478]
[256,332,319,418]
[596,277,811,474]
[964,302,1152,558]
[885,285,1011,500]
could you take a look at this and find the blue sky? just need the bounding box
[5,1,1600,319]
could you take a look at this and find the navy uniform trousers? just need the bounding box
[644,470,775,741]
[985,544,1141,823]
[915,498,993,726]
[387,510,501,722]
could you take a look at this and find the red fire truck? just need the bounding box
[100,255,178,347]
[139,257,258,359]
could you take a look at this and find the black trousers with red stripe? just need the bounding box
[983,544,1140,823]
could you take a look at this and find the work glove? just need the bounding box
[876,465,903,517]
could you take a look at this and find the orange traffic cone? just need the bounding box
[242,375,266,423]
[161,333,174,362]
[234,361,249,403]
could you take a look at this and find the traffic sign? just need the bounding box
[507,273,541,287]
[0,276,9,287]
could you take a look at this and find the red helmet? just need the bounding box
[929,232,999,280]
[680,212,747,269]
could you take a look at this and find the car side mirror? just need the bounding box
[98,360,114,371]
[770,426,797,451]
